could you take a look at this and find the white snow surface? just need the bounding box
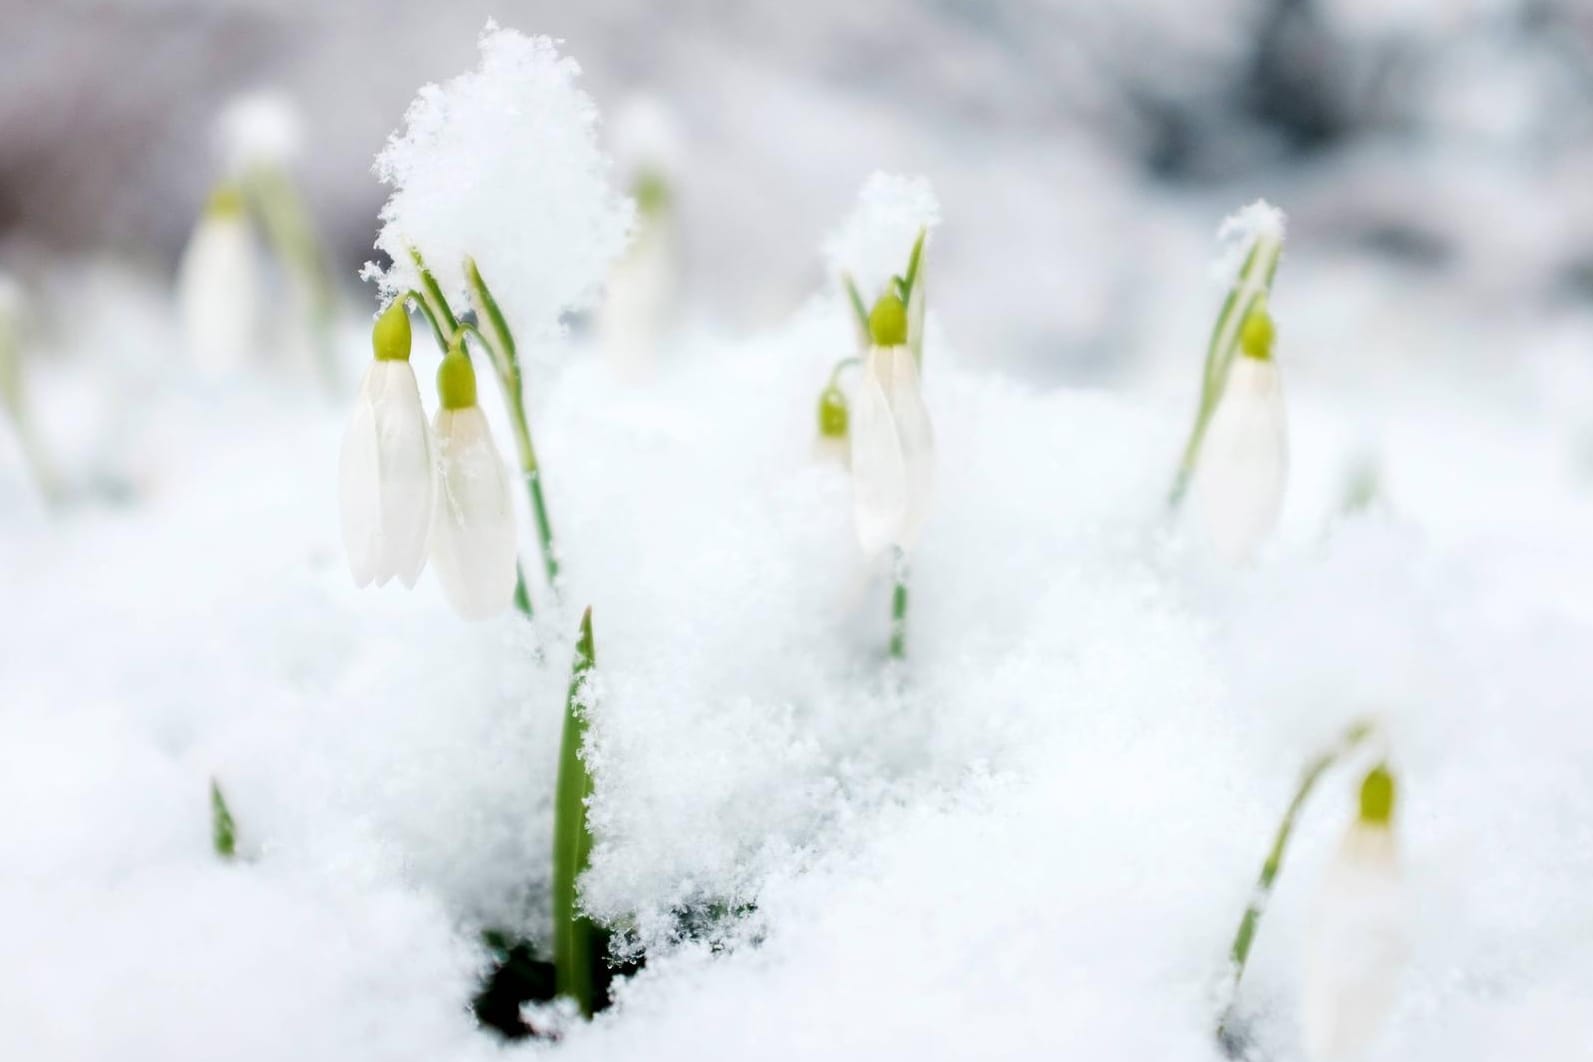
[5,260,1593,1060]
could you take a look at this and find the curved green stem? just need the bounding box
[401,290,449,353]
[243,165,340,395]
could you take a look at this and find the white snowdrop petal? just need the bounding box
[369,362,434,588]
[849,354,911,557]
[177,215,257,377]
[431,407,517,621]
[1303,826,1406,1061]
[885,346,935,550]
[338,390,383,589]
[1195,357,1288,562]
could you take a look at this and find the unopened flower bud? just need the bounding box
[818,385,849,439]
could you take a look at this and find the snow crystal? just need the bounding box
[1212,197,1287,286]
[367,22,634,347]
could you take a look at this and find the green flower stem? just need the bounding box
[841,273,870,347]
[552,608,603,1017]
[210,778,238,860]
[889,547,910,660]
[242,166,339,394]
[1216,720,1374,1048]
[827,355,861,389]
[409,247,458,337]
[1169,234,1283,510]
[463,259,560,593]
[401,290,450,353]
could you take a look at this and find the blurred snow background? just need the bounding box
[6,2,1593,1061]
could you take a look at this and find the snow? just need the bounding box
[7,17,1593,1062]
[367,22,634,348]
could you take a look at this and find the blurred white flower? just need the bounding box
[1303,765,1407,1061]
[1194,307,1287,561]
[177,185,258,377]
[339,305,434,589]
[850,293,933,556]
[429,348,517,620]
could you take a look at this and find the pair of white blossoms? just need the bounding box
[338,302,518,619]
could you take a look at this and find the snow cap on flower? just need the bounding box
[218,90,304,175]
[825,173,940,305]
[1212,199,1286,287]
[367,22,635,350]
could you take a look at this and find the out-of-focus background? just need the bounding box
[9,0,1593,383]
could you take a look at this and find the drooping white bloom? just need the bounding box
[177,186,258,377]
[367,21,634,350]
[850,294,934,556]
[1194,309,1288,562]
[1302,766,1407,1061]
[429,349,517,621]
[339,305,434,589]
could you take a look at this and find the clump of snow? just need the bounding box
[367,21,634,346]
[823,172,941,300]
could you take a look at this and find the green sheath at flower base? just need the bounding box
[818,385,849,439]
[869,292,908,348]
[372,300,412,361]
[553,608,604,1018]
[1359,763,1396,826]
[437,341,478,410]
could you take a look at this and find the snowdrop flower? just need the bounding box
[339,302,434,589]
[1194,305,1288,561]
[850,292,934,555]
[1303,764,1407,1061]
[599,97,683,374]
[177,184,258,377]
[430,342,517,620]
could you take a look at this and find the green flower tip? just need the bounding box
[372,301,412,361]
[868,292,908,348]
[818,385,849,439]
[204,183,246,220]
[436,341,477,410]
[635,170,671,218]
[1358,763,1396,827]
[1239,304,1275,361]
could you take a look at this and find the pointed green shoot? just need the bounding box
[842,273,870,351]
[553,608,602,1017]
[210,778,237,860]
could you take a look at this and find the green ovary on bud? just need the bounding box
[818,385,849,439]
[204,183,247,220]
[372,300,412,361]
[436,340,478,410]
[1358,763,1396,827]
[1239,303,1275,362]
[869,292,908,348]
[634,169,671,218]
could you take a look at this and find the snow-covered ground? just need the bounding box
[7,15,1593,1062]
